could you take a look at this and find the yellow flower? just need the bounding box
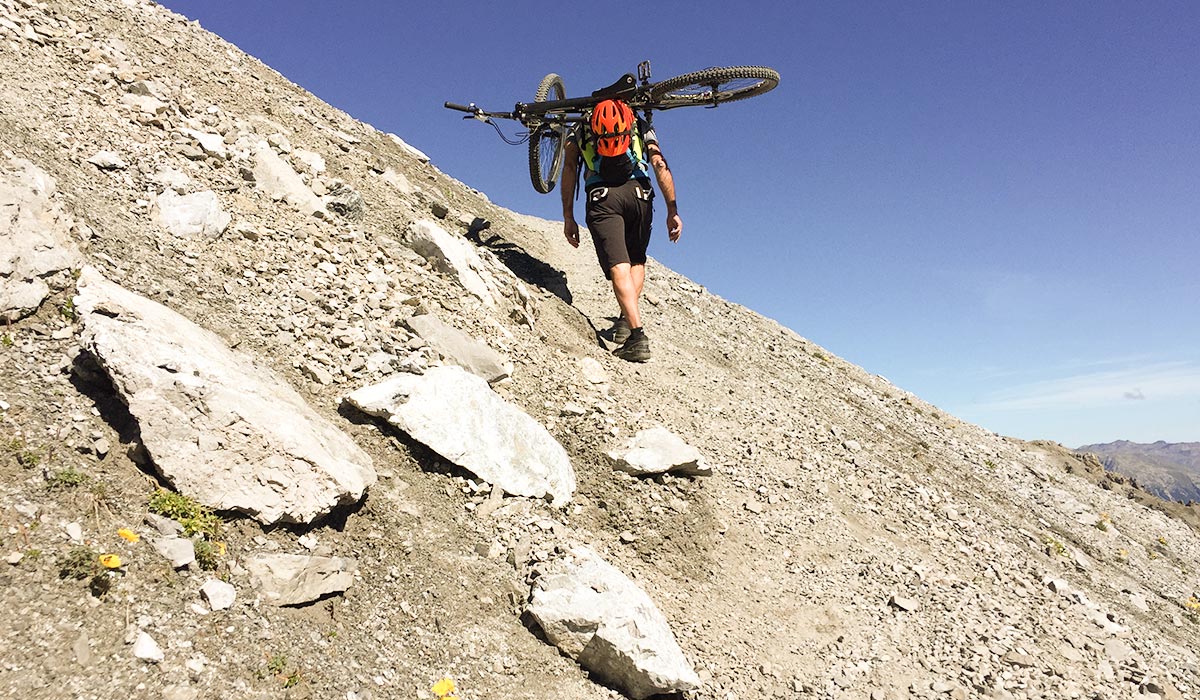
[431,678,456,697]
[117,528,140,543]
[99,553,122,568]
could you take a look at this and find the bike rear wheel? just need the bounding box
[528,73,567,194]
[648,66,779,110]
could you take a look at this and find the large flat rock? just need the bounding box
[405,313,511,384]
[75,267,375,525]
[345,365,574,506]
[245,553,356,606]
[528,546,701,699]
[608,426,712,477]
[404,219,499,307]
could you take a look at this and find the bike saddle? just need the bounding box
[591,73,637,99]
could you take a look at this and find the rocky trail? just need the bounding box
[1,2,1197,699]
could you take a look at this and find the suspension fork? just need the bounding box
[637,60,654,128]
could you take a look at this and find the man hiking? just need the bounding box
[561,98,682,363]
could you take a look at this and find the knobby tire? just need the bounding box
[648,66,779,110]
[528,73,567,194]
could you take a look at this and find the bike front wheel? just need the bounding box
[648,66,779,110]
[528,73,567,194]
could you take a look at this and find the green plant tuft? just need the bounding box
[59,298,77,321]
[6,439,42,469]
[60,546,98,580]
[148,489,220,538]
[47,467,89,489]
[266,653,288,676]
[193,539,220,571]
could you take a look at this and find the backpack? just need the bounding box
[577,102,649,187]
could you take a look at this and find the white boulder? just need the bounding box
[155,190,231,238]
[346,366,574,506]
[607,426,712,477]
[200,579,237,611]
[74,267,375,525]
[133,632,164,663]
[404,219,499,307]
[245,553,355,606]
[405,313,510,384]
[251,141,327,218]
[528,546,701,699]
[149,535,195,569]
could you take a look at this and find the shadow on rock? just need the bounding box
[69,350,152,470]
[338,399,478,483]
[466,218,573,304]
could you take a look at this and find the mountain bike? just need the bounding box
[445,61,779,194]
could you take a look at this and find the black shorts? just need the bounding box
[585,179,653,279]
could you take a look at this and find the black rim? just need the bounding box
[538,127,562,183]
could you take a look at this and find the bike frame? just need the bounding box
[447,61,778,194]
[447,72,649,128]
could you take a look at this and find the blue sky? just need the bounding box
[156,1,1199,447]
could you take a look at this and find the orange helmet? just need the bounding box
[590,99,634,157]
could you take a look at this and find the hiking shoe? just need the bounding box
[613,331,650,362]
[609,316,631,345]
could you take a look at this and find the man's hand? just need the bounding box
[667,212,682,243]
[564,219,580,248]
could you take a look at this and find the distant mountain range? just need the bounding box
[1075,441,1200,504]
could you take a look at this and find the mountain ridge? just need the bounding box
[1076,440,1200,505]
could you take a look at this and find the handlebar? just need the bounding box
[444,102,474,113]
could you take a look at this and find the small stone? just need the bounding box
[162,686,200,700]
[888,595,919,612]
[580,357,608,385]
[619,531,637,543]
[1002,651,1036,668]
[200,579,236,611]
[180,129,227,159]
[744,501,763,514]
[145,513,184,537]
[303,362,334,385]
[93,438,111,457]
[1046,578,1070,595]
[87,151,127,170]
[73,631,92,666]
[133,632,164,663]
[6,552,23,565]
[64,522,84,544]
[150,536,196,569]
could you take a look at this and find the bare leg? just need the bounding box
[631,263,645,305]
[610,262,642,329]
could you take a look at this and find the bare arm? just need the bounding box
[647,143,682,242]
[561,139,581,248]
